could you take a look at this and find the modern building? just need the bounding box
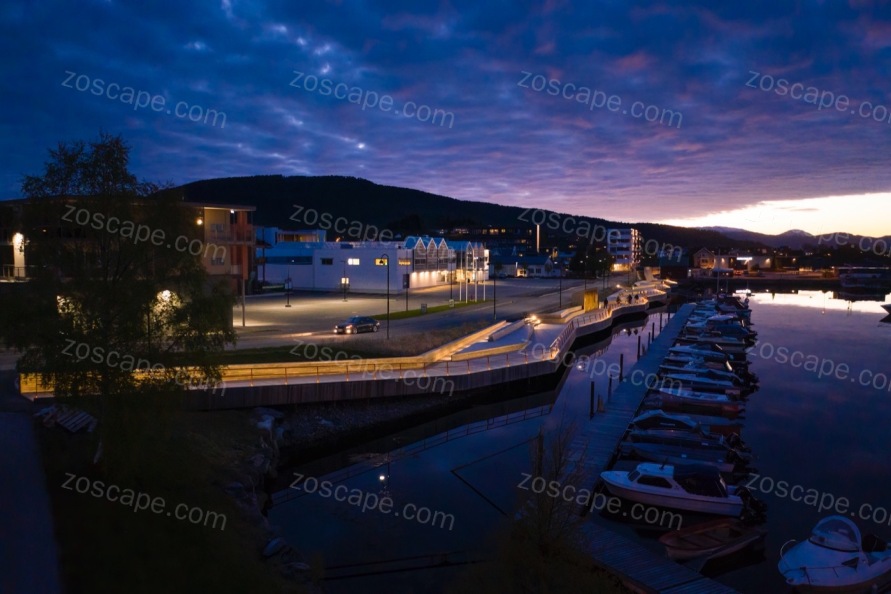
[607,228,642,272]
[256,231,487,294]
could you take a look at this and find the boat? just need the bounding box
[645,388,745,418]
[629,410,745,439]
[659,517,767,561]
[685,313,756,333]
[662,354,752,375]
[669,342,750,362]
[627,427,749,452]
[623,441,749,473]
[658,371,749,397]
[681,326,757,342]
[674,334,754,353]
[778,515,891,593]
[600,463,758,516]
[883,304,891,315]
[659,361,756,385]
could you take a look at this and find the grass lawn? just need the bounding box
[38,404,308,594]
[370,299,480,320]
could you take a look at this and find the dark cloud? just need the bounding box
[3,0,891,228]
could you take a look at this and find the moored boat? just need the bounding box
[629,409,745,438]
[659,517,767,561]
[644,388,745,418]
[600,463,755,516]
[623,441,748,473]
[778,516,891,593]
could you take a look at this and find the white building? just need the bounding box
[256,231,487,294]
[607,228,642,272]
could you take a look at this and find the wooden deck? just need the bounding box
[568,303,696,483]
[580,523,740,593]
[567,304,742,593]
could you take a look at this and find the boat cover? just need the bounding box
[809,516,862,552]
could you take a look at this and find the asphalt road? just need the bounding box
[230,275,628,349]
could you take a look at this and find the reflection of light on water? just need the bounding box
[751,290,891,313]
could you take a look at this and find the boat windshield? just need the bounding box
[628,470,641,482]
[809,516,862,552]
[673,466,728,497]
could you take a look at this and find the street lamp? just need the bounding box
[285,259,293,308]
[558,262,563,309]
[493,268,497,320]
[379,254,390,339]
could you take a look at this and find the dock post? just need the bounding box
[608,375,613,400]
[637,335,641,359]
[590,382,595,418]
[659,312,663,331]
[619,354,624,382]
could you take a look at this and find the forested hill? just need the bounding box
[164,174,752,248]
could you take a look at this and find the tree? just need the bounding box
[5,133,236,473]
[446,422,627,593]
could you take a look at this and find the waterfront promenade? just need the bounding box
[17,288,667,410]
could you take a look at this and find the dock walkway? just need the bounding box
[563,304,742,593]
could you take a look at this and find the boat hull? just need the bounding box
[600,474,743,516]
[659,518,767,561]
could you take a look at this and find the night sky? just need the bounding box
[3,1,891,235]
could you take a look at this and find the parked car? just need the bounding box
[334,316,380,334]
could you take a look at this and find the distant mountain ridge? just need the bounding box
[700,226,891,250]
[160,174,867,251]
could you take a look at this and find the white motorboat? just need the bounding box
[659,371,748,397]
[778,516,891,593]
[600,463,750,516]
[663,354,751,374]
[671,341,751,359]
[659,361,744,381]
[675,333,754,352]
[686,313,756,332]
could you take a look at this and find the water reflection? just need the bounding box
[271,312,657,593]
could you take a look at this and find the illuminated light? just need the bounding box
[13,232,24,247]
[196,217,204,226]
[159,290,172,302]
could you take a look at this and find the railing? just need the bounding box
[0,265,35,280]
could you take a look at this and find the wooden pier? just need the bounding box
[566,303,742,593]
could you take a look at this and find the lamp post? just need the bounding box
[379,254,390,339]
[285,259,293,308]
[558,262,563,309]
[583,256,588,293]
[493,269,497,320]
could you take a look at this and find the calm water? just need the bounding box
[719,290,891,592]
[272,292,891,593]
